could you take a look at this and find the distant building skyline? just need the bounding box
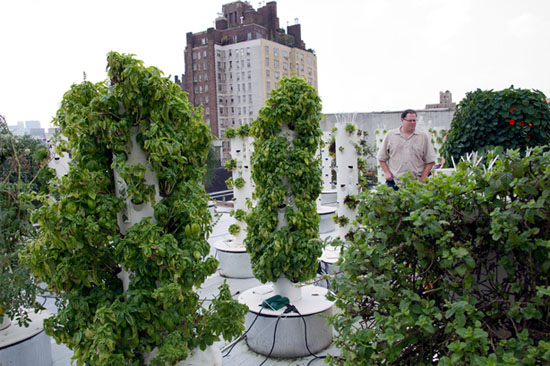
[176,0,317,160]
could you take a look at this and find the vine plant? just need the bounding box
[21,52,246,365]
[245,76,323,283]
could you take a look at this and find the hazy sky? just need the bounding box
[1,0,548,128]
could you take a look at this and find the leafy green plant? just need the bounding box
[329,146,550,365]
[0,117,53,326]
[234,209,246,222]
[338,146,344,152]
[245,76,323,283]
[225,127,237,139]
[228,224,241,236]
[442,87,550,164]
[21,52,247,365]
[224,158,237,171]
[237,124,250,137]
[344,123,356,134]
[225,177,234,189]
[234,177,245,189]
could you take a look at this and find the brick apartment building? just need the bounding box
[176,1,318,161]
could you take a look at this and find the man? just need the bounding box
[377,109,437,190]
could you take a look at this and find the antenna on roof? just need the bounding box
[295,17,299,24]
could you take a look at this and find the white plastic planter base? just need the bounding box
[0,310,52,366]
[238,284,334,358]
[213,239,254,279]
[144,345,222,366]
[318,245,342,289]
[0,315,10,331]
[321,190,337,206]
[318,205,337,234]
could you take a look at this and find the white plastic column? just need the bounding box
[335,122,360,238]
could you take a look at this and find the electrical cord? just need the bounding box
[258,314,282,366]
[222,306,264,357]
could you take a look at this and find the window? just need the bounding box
[247,59,250,67]
[274,60,279,68]
[204,62,207,70]
[241,60,244,68]
[229,50,232,57]
[247,71,250,79]
[229,61,232,69]
[193,53,197,60]
[283,62,288,70]
[246,47,250,55]
[218,73,221,80]
[205,73,208,81]
[237,84,240,92]
[194,86,198,93]
[193,64,197,71]
[282,51,288,59]
[242,83,245,91]
[194,75,198,82]
[308,77,312,84]
[307,56,312,64]
[198,63,201,71]
[205,85,208,92]
[233,35,238,43]
[266,70,270,77]
[266,81,271,90]
[219,107,224,114]
[247,32,252,40]
[202,38,206,45]
[308,67,312,75]
[238,107,241,115]
[206,107,210,115]
[199,74,202,82]
[265,46,269,54]
[238,96,241,103]
[248,82,251,91]
[205,96,209,104]
[199,86,202,93]
[197,52,201,60]
[206,119,210,126]
[275,71,280,79]
[265,57,269,66]
[203,50,207,58]
[243,106,246,114]
[274,48,278,57]
[248,94,252,103]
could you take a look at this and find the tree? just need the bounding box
[0,116,52,325]
[441,86,550,164]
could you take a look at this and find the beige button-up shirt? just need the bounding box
[377,127,437,183]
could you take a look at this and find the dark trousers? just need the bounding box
[386,179,399,191]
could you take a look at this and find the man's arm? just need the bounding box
[419,162,435,183]
[379,160,393,181]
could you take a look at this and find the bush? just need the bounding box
[329,147,550,365]
[442,87,550,164]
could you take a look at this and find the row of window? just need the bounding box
[218,106,253,116]
[218,94,253,105]
[193,50,208,60]
[194,73,208,82]
[217,47,251,59]
[193,62,208,72]
[263,46,314,65]
[194,84,209,94]
[217,70,251,82]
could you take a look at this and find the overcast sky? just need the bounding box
[1,0,549,128]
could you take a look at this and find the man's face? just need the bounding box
[401,113,417,132]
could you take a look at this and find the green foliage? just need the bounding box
[344,123,356,134]
[202,143,219,187]
[442,87,550,163]
[224,158,237,171]
[329,146,550,365]
[234,177,245,189]
[237,123,251,137]
[234,209,246,222]
[228,224,241,236]
[245,76,323,283]
[20,52,247,365]
[0,118,52,325]
[225,127,237,139]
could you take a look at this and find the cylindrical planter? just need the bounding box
[239,285,333,358]
[272,276,302,303]
[318,205,337,234]
[213,239,254,279]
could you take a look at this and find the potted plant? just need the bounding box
[245,76,324,289]
[21,52,247,365]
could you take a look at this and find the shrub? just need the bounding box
[329,146,550,365]
[442,87,550,164]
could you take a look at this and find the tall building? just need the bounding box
[176,1,318,160]
[425,91,457,111]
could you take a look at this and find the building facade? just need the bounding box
[176,1,317,160]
